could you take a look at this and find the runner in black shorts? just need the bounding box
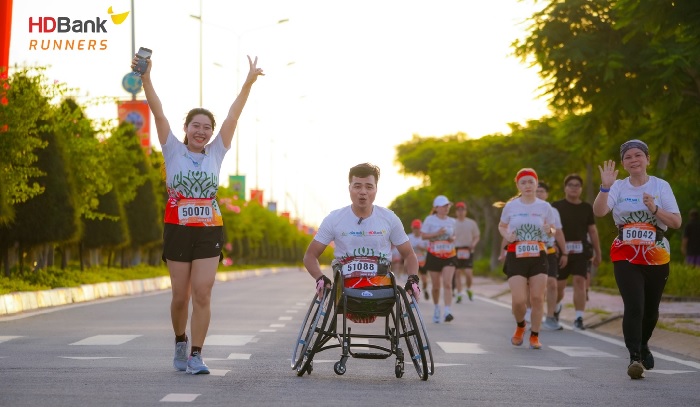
[499,169,568,350]
[138,52,264,374]
[422,195,458,323]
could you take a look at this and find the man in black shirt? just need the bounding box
[551,174,602,330]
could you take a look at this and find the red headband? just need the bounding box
[515,169,538,183]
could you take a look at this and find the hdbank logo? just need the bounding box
[28,6,130,51]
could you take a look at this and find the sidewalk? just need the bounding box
[469,276,700,361]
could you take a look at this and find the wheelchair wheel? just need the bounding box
[292,287,332,375]
[397,286,430,380]
[402,287,434,376]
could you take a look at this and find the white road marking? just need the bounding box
[0,336,22,344]
[647,369,697,375]
[437,342,488,354]
[517,365,578,371]
[270,324,285,328]
[259,329,276,332]
[285,310,299,313]
[278,316,293,321]
[160,393,200,402]
[208,369,229,376]
[227,353,251,360]
[59,356,124,360]
[205,335,255,346]
[549,346,617,358]
[70,335,141,345]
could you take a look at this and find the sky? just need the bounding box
[8,0,550,227]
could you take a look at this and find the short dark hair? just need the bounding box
[564,173,583,187]
[537,181,549,192]
[348,163,380,184]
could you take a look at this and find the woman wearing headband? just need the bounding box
[593,139,682,380]
[498,169,567,350]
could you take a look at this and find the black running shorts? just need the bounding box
[162,224,224,263]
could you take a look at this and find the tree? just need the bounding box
[0,69,49,225]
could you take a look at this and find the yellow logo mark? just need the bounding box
[107,6,130,25]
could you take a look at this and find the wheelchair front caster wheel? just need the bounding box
[395,364,404,378]
[334,361,346,375]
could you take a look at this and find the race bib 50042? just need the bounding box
[621,222,656,246]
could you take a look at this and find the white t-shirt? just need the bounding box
[454,217,480,248]
[161,131,229,225]
[161,131,229,199]
[545,207,562,249]
[606,176,680,230]
[314,205,409,260]
[408,233,428,265]
[421,214,456,241]
[407,233,428,252]
[500,197,557,243]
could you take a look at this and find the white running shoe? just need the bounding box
[173,340,188,371]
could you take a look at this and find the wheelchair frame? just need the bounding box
[292,268,434,380]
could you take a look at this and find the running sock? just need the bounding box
[444,306,451,315]
[191,346,202,356]
[530,331,539,337]
[517,320,526,328]
[575,310,584,319]
[175,333,187,343]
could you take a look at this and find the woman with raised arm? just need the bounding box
[132,54,264,375]
[593,139,682,380]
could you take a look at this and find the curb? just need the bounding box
[0,267,300,317]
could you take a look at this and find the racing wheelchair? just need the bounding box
[291,256,434,380]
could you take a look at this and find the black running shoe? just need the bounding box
[642,348,654,370]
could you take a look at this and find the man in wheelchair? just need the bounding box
[303,163,420,303]
[295,163,431,379]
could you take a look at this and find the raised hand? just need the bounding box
[598,160,618,188]
[245,55,264,85]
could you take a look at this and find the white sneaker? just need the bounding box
[186,352,210,375]
[173,340,188,371]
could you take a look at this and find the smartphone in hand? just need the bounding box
[133,47,152,76]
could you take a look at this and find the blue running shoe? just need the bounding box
[173,340,188,371]
[186,352,210,375]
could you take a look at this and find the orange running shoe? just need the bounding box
[529,334,542,349]
[511,324,526,346]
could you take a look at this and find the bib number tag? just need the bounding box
[178,199,215,225]
[515,241,541,258]
[565,241,583,254]
[622,223,656,246]
[429,240,454,255]
[341,256,379,277]
[457,248,471,259]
